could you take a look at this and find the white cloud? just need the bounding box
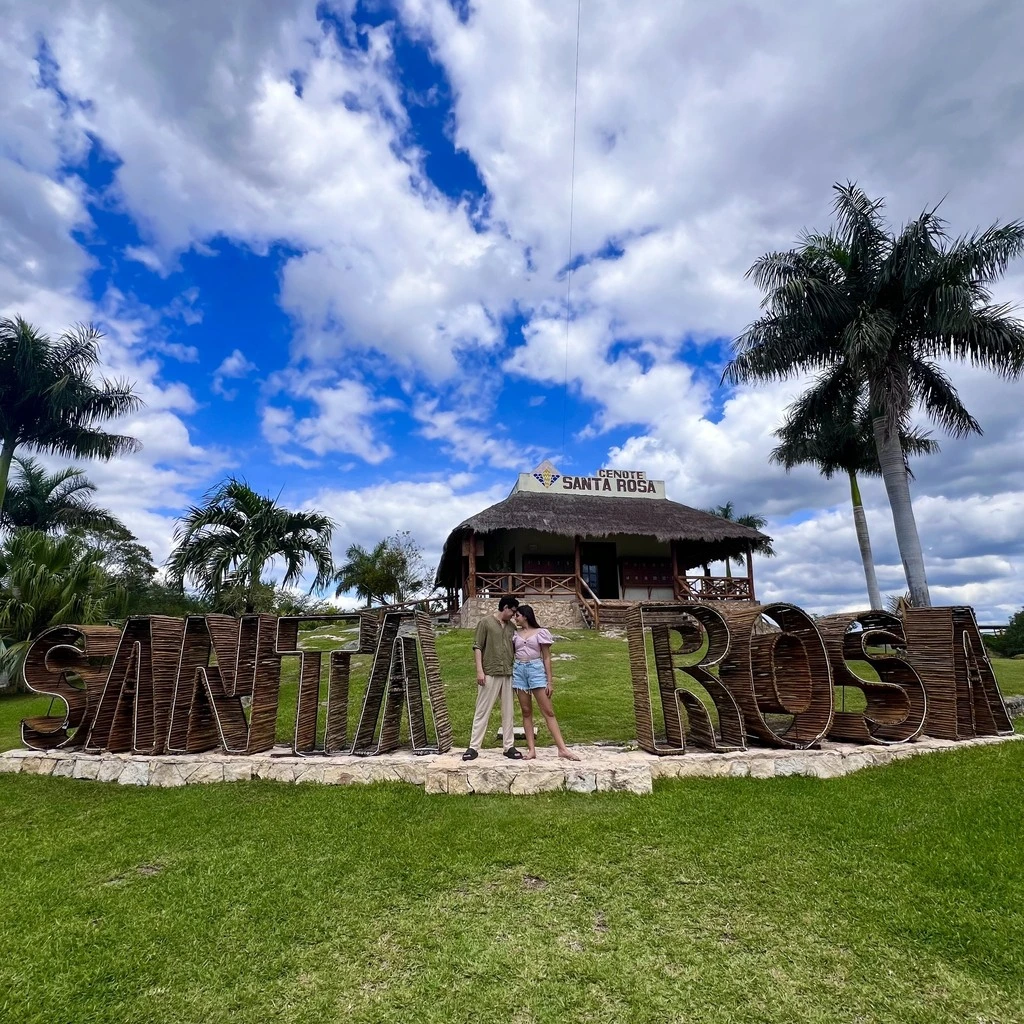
[211,347,257,399]
[151,341,199,363]
[124,245,168,275]
[27,1,522,377]
[2,0,1022,620]
[412,397,542,470]
[309,477,506,575]
[261,372,396,465]
[0,7,224,566]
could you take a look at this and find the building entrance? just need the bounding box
[579,541,619,599]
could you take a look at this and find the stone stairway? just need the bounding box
[592,600,633,631]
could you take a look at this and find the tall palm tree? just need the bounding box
[1,456,125,534]
[770,398,939,609]
[724,183,1024,606]
[702,501,775,578]
[166,478,335,614]
[0,317,143,513]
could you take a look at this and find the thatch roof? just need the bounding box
[436,491,772,585]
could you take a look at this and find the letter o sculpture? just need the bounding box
[717,603,833,748]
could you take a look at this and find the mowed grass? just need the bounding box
[989,653,1024,695]
[1,741,1024,1022]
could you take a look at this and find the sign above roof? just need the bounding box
[514,461,666,500]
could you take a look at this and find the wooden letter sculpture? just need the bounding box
[627,604,745,754]
[817,611,927,745]
[716,603,833,749]
[20,624,122,750]
[351,611,452,756]
[21,611,452,757]
[902,607,1012,740]
[19,603,1010,762]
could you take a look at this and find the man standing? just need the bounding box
[463,596,523,761]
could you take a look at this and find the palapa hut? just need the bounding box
[436,461,771,629]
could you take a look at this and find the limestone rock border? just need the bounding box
[1,733,1019,796]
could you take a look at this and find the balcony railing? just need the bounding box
[471,572,603,629]
[464,572,753,629]
[474,572,579,597]
[676,575,754,601]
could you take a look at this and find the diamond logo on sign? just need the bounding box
[532,460,560,488]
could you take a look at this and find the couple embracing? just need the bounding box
[462,596,580,762]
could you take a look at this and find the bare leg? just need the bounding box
[533,689,579,759]
[517,689,536,758]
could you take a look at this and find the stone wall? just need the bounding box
[455,595,586,630]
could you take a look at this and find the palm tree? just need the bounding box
[724,183,1024,606]
[702,501,775,578]
[335,541,391,607]
[166,478,335,614]
[0,530,109,691]
[334,533,427,606]
[0,317,143,514]
[769,398,939,609]
[1,456,126,534]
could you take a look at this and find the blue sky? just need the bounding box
[3,0,1024,619]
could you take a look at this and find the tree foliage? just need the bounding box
[0,317,142,513]
[985,608,1024,659]
[166,478,335,614]
[725,183,1024,606]
[702,501,775,571]
[1,455,126,534]
[0,530,111,691]
[770,400,940,481]
[334,531,433,607]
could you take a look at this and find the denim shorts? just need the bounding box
[513,659,547,691]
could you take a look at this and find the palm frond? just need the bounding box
[907,361,982,439]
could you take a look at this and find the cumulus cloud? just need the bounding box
[261,370,397,465]
[2,0,1023,619]
[211,347,258,399]
[27,0,522,377]
[412,398,544,470]
[308,477,507,574]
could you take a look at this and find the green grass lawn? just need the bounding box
[1,629,1023,1021]
[989,653,1024,695]
[1,739,1023,1022]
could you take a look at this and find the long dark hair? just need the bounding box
[516,604,540,629]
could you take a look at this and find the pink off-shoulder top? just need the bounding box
[513,627,554,661]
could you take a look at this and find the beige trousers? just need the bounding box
[469,674,514,751]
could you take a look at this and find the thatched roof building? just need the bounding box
[437,461,771,627]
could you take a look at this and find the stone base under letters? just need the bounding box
[1,733,1020,796]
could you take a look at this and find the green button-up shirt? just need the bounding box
[473,614,515,677]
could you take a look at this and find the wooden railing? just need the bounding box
[471,572,602,630]
[676,575,754,601]
[577,577,602,630]
[376,595,453,617]
[473,572,579,597]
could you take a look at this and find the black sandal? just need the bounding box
[504,747,524,760]
[462,748,479,762]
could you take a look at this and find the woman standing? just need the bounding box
[512,605,580,761]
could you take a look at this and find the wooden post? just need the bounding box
[574,535,582,594]
[745,544,755,601]
[670,540,680,600]
[468,530,477,598]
